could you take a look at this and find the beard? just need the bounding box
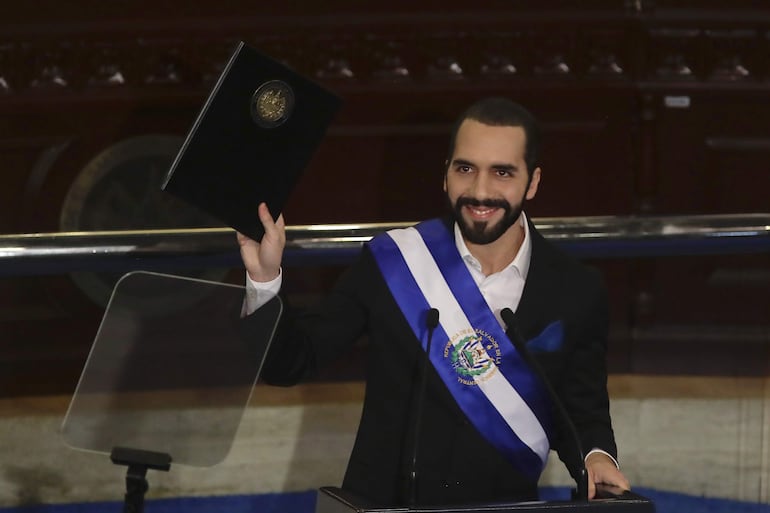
[449,195,524,245]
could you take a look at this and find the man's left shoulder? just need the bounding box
[531,222,595,264]
[531,224,605,286]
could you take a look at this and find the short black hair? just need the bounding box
[446,97,541,175]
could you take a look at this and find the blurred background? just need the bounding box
[0,1,768,512]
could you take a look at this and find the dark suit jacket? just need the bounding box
[250,218,617,506]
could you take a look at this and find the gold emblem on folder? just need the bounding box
[251,80,294,128]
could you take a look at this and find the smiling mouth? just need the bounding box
[465,205,499,219]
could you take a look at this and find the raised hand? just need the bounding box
[236,202,286,282]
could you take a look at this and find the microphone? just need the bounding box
[405,308,440,506]
[500,307,589,501]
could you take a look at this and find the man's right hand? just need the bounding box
[236,202,285,283]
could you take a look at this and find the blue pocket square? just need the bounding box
[527,321,564,353]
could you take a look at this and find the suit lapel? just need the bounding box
[515,221,561,341]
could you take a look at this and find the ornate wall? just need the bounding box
[1,0,769,395]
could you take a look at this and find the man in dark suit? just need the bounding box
[237,97,630,506]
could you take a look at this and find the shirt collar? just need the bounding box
[454,212,532,280]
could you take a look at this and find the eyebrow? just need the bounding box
[451,158,476,168]
[452,158,518,172]
[491,163,518,173]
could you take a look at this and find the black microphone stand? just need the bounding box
[500,308,589,501]
[405,308,440,507]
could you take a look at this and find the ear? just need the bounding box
[525,167,541,200]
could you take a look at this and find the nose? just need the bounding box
[469,170,493,199]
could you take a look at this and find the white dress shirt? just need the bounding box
[454,212,531,327]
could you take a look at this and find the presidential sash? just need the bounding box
[367,218,555,482]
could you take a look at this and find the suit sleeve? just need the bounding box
[556,268,617,473]
[246,250,371,386]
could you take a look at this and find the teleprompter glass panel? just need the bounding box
[60,270,281,467]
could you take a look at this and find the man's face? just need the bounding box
[444,119,540,245]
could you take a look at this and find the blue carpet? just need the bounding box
[1,488,768,513]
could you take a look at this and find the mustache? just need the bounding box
[455,197,511,210]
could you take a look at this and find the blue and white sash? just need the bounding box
[367,218,554,482]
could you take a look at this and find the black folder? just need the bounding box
[162,41,342,241]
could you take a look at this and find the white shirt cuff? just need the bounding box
[585,448,620,469]
[242,269,282,317]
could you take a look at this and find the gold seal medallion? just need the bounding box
[251,80,294,128]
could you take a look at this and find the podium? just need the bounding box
[316,486,655,513]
